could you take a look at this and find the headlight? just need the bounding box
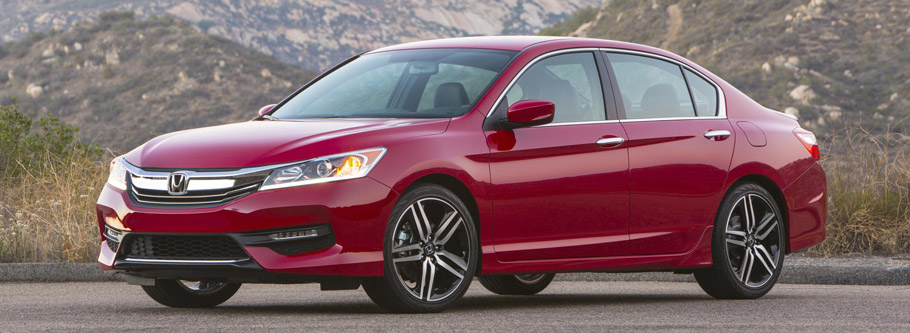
[107,157,127,191]
[259,148,386,191]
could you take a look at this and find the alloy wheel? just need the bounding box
[724,193,783,288]
[178,280,227,294]
[390,198,471,302]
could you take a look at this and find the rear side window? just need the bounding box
[606,53,696,119]
[684,69,719,117]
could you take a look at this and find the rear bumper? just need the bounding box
[97,176,398,277]
[783,162,827,252]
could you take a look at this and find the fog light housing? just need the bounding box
[268,229,319,241]
[104,226,124,252]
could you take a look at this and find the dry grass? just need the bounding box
[811,127,910,256]
[0,151,108,262]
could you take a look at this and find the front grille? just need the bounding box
[121,159,273,208]
[129,181,261,207]
[123,235,249,260]
[267,234,337,256]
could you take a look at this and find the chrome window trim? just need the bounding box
[618,116,725,123]
[483,47,727,122]
[537,119,620,127]
[600,48,727,120]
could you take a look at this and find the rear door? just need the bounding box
[603,51,734,255]
[488,51,630,260]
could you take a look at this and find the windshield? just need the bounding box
[270,48,517,119]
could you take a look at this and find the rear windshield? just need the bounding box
[271,48,517,119]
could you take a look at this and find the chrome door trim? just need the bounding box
[595,137,625,147]
[704,130,732,139]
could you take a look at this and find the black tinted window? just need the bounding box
[606,53,696,119]
[684,69,719,117]
[503,52,606,124]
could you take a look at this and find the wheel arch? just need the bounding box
[404,174,480,229]
[401,173,483,271]
[726,174,791,253]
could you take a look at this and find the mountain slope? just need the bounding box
[1,0,604,70]
[543,0,910,133]
[0,12,315,151]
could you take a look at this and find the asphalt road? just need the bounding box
[1,281,908,331]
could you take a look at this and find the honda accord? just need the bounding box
[97,36,827,313]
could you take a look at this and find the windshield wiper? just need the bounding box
[260,115,280,121]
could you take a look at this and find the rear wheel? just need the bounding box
[362,184,478,313]
[141,279,241,308]
[478,273,555,295]
[695,182,785,299]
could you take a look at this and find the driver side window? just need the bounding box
[503,52,606,124]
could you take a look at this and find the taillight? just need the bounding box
[794,129,820,160]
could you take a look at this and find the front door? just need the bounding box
[488,51,630,260]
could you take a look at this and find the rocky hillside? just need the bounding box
[543,0,910,134]
[2,0,604,70]
[0,13,315,151]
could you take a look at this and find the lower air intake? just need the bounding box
[124,235,249,260]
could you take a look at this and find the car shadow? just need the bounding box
[454,293,710,311]
[131,291,768,315]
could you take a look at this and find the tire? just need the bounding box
[694,182,786,299]
[478,273,555,295]
[362,184,479,313]
[141,279,241,308]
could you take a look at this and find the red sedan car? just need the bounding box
[97,36,826,313]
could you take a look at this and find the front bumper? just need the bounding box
[96,176,397,277]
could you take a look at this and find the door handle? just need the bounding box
[596,137,625,147]
[704,130,731,140]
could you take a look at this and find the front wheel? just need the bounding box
[694,182,785,299]
[362,184,479,313]
[141,279,241,308]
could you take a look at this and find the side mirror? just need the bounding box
[258,104,277,117]
[500,100,555,129]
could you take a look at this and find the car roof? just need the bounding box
[367,36,670,57]
[364,36,724,94]
[368,36,567,53]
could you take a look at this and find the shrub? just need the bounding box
[812,126,910,255]
[0,103,102,178]
[0,103,106,262]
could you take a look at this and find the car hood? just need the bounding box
[124,118,450,169]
